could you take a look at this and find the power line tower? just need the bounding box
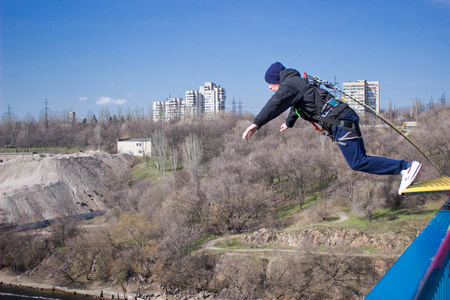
[3,104,14,118]
[41,98,50,128]
[238,98,242,115]
[441,92,446,107]
[232,97,236,114]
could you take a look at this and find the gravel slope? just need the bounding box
[0,151,134,225]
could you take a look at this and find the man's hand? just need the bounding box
[242,124,259,140]
[280,123,288,132]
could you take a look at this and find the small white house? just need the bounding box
[117,138,152,157]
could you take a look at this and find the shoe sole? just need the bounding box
[399,163,422,195]
[408,163,422,186]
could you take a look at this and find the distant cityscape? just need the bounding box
[2,79,447,122]
[151,79,384,122]
[152,82,226,122]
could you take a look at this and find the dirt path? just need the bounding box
[202,236,400,258]
[334,208,350,223]
[200,210,400,259]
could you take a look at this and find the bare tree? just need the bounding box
[1,113,18,148]
[266,255,314,299]
[276,143,318,210]
[351,177,385,220]
[169,146,179,171]
[109,212,159,278]
[305,246,366,299]
[152,129,169,174]
[182,133,203,168]
[204,155,275,233]
[213,256,265,300]
[0,231,48,272]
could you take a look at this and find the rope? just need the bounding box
[304,73,444,176]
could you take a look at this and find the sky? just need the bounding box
[1,0,450,120]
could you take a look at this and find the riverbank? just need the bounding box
[0,269,166,300]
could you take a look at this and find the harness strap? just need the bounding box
[313,87,323,122]
[295,87,359,137]
[312,87,359,134]
[310,121,325,133]
[320,117,358,134]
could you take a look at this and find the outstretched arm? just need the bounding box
[242,123,259,140]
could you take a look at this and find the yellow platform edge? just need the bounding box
[402,176,450,196]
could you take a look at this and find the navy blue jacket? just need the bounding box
[253,68,348,129]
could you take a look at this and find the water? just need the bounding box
[0,285,99,300]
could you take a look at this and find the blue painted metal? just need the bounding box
[366,197,450,300]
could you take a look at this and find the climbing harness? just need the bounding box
[302,72,444,176]
[295,83,358,142]
[295,97,357,147]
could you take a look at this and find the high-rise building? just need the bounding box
[342,80,380,116]
[152,101,165,121]
[200,82,226,118]
[165,98,184,121]
[152,98,185,122]
[69,111,76,123]
[185,90,204,119]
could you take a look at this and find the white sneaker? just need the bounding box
[398,161,422,195]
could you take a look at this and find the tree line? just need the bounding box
[1,107,449,299]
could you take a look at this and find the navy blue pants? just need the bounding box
[333,111,408,175]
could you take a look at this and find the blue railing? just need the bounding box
[366,197,450,300]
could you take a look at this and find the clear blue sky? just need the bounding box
[1,0,449,120]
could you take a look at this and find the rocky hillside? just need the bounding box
[0,151,134,225]
[243,227,413,253]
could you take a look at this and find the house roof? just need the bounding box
[117,138,151,142]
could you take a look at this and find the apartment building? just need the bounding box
[342,80,380,116]
[185,90,204,119]
[200,82,226,118]
[152,101,165,122]
[165,98,184,121]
